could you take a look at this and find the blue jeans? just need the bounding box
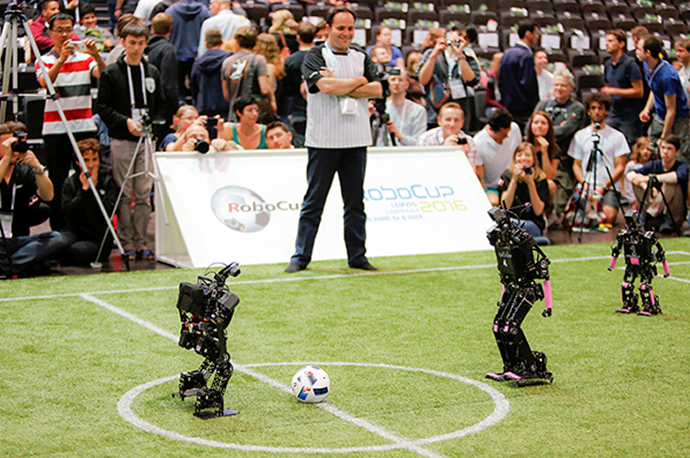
[0,232,63,275]
[291,147,369,268]
[511,218,550,245]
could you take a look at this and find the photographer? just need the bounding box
[96,21,165,261]
[180,125,238,152]
[417,27,480,131]
[418,102,476,169]
[498,142,551,243]
[372,68,426,147]
[36,12,106,232]
[60,139,119,265]
[0,130,62,276]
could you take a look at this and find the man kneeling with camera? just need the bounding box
[418,102,477,171]
[0,124,63,277]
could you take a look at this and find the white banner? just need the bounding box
[155,146,493,268]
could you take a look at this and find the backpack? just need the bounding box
[276,32,291,64]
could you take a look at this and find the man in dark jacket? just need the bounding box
[498,22,540,133]
[190,27,231,121]
[60,139,119,264]
[165,0,211,102]
[96,22,165,261]
[146,12,179,131]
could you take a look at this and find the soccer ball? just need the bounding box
[292,366,331,403]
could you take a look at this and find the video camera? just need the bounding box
[370,65,399,146]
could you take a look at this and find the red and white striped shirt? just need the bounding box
[36,50,97,135]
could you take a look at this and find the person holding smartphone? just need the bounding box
[418,102,476,170]
[497,142,551,243]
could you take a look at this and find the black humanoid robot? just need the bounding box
[484,206,554,386]
[609,210,669,316]
[172,262,241,419]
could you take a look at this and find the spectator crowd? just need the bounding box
[3,1,690,277]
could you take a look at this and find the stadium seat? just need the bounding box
[375,7,408,24]
[470,11,499,28]
[666,18,689,36]
[439,9,471,26]
[470,0,499,11]
[604,0,630,16]
[270,3,304,20]
[532,12,558,28]
[500,11,528,29]
[611,14,637,31]
[580,0,606,16]
[241,2,270,24]
[680,3,690,21]
[528,1,555,14]
[584,13,613,32]
[557,12,586,31]
[656,3,680,20]
[408,6,439,25]
[440,0,472,7]
[568,48,600,68]
[553,0,581,15]
[575,70,605,95]
[563,30,593,52]
[305,5,332,18]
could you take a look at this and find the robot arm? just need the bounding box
[541,279,552,317]
[654,240,670,277]
[609,240,623,271]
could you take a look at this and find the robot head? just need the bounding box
[624,209,641,231]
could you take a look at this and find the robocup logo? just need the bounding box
[211,185,301,233]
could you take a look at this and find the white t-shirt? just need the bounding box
[473,122,522,189]
[568,124,630,190]
[537,69,554,101]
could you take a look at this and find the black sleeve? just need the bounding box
[302,45,326,94]
[96,66,129,132]
[363,51,378,82]
[535,178,550,206]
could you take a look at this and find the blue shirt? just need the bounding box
[604,53,643,120]
[636,159,689,202]
[644,59,690,119]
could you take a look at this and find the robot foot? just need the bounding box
[505,370,554,386]
[616,305,639,314]
[485,372,507,382]
[193,388,239,419]
[172,371,208,400]
[639,296,662,316]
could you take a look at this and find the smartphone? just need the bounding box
[69,41,87,52]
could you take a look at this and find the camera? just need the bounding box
[11,132,29,153]
[194,138,210,154]
[447,39,461,47]
[524,165,533,175]
[68,40,87,52]
[457,137,468,145]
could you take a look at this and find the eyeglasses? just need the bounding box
[52,28,74,35]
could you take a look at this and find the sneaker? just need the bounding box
[659,220,675,234]
[124,249,136,261]
[137,248,155,261]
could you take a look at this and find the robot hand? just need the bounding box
[542,308,552,318]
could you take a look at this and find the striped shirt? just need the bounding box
[302,43,378,148]
[36,50,97,135]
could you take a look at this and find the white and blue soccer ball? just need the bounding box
[292,366,331,403]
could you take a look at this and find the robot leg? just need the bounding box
[175,359,213,399]
[486,290,517,381]
[638,282,662,316]
[194,355,236,418]
[617,280,639,314]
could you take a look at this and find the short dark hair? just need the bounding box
[488,108,513,131]
[40,0,59,12]
[606,29,627,44]
[234,26,257,50]
[120,22,149,40]
[266,121,290,134]
[584,92,612,112]
[79,3,96,18]
[233,95,259,117]
[326,6,356,26]
[676,39,690,52]
[297,21,316,44]
[151,12,173,36]
[660,134,681,152]
[205,27,223,48]
[643,35,664,59]
[49,13,74,30]
[517,22,537,39]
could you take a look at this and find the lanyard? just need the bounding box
[648,60,668,87]
[126,63,148,109]
[0,183,17,212]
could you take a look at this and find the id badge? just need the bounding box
[340,97,359,116]
[0,211,13,239]
[449,79,467,99]
[131,108,145,124]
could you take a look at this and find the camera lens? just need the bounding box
[11,132,29,153]
[524,165,533,175]
[194,138,210,154]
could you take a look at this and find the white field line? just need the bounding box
[81,293,450,458]
[4,251,690,303]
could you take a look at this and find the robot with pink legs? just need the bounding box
[609,210,669,316]
[484,206,554,386]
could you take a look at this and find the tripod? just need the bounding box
[0,0,128,273]
[370,98,397,147]
[636,174,680,235]
[568,125,623,242]
[100,119,178,266]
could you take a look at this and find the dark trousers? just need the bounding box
[0,232,63,275]
[42,131,97,231]
[60,230,113,265]
[291,147,368,268]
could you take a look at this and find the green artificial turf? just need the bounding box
[1,239,689,457]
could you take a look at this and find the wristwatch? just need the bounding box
[34,165,48,175]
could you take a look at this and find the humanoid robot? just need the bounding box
[484,206,554,386]
[172,262,241,419]
[609,210,669,315]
